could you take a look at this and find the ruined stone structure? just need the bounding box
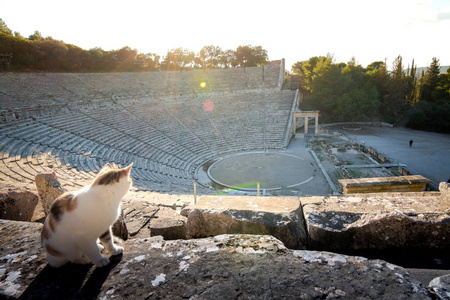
[292,110,320,135]
[0,61,298,195]
[339,175,431,194]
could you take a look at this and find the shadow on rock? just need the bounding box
[19,254,122,300]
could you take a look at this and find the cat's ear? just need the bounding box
[99,163,113,174]
[124,163,133,176]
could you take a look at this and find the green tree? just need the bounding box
[379,55,411,122]
[199,45,223,68]
[432,67,450,103]
[28,30,44,41]
[135,53,160,71]
[234,45,268,67]
[0,18,12,35]
[114,46,138,71]
[336,85,380,122]
[161,48,195,70]
[291,56,320,96]
[307,56,352,119]
[218,49,237,68]
[366,61,390,114]
[420,57,441,102]
[303,55,380,122]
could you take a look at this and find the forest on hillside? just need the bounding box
[1,19,449,133]
[0,19,268,72]
[291,55,450,133]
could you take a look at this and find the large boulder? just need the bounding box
[0,219,433,299]
[34,172,66,216]
[181,195,307,249]
[302,192,450,250]
[0,189,38,221]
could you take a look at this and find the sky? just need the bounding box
[1,0,450,70]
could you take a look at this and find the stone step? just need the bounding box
[301,192,449,250]
[0,220,436,299]
[181,195,306,250]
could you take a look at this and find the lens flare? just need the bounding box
[203,99,214,112]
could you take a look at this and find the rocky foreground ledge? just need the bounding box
[0,219,444,299]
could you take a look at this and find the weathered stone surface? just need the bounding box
[34,172,67,216]
[0,220,433,299]
[339,175,431,194]
[0,220,44,298]
[182,195,307,249]
[122,199,159,238]
[0,190,38,222]
[440,182,450,201]
[303,192,450,250]
[149,207,187,240]
[429,274,450,299]
[112,208,129,240]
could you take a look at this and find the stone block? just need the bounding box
[339,175,431,194]
[122,199,159,238]
[150,207,187,240]
[302,192,450,250]
[34,172,67,216]
[0,220,433,299]
[181,195,307,249]
[0,189,38,221]
[439,182,450,201]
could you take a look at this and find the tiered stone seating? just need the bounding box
[0,61,294,193]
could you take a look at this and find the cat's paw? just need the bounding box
[95,257,110,267]
[110,245,124,256]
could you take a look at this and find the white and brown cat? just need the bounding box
[41,163,133,268]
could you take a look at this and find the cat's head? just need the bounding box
[91,163,133,194]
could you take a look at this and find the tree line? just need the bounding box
[0,19,268,72]
[292,55,450,133]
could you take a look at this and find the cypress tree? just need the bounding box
[420,57,441,102]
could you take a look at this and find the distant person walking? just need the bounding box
[409,139,413,147]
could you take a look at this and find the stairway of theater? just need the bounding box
[0,62,296,193]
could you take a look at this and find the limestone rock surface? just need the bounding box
[122,199,159,238]
[34,172,66,216]
[429,274,450,299]
[0,220,434,299]
[149,207,187,240]
[0,189,38,222]
[182,195,307,249]
[122,200,187,240]
[303,192,450,250]
[440,182,450,201]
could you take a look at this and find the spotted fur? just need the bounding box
[41,163,133,268]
